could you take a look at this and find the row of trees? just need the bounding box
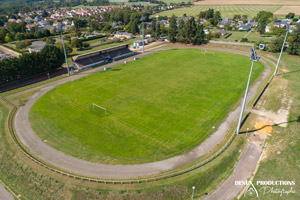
[0,23,57,42]
[264,26,300,56]
[0,45,64,85]
[168,15,205,44]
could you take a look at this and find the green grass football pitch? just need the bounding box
[30,49,264,164]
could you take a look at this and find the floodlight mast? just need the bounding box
[59,24,70,76]
[274,24,289,76]
[236,47,260,134]
[141,16,145,53]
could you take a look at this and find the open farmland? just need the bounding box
[274,6,300,16]
[194,0,300,6]
[156,5,282,18]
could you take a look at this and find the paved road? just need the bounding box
[0,183,14,200]
[13,46,273,179]
[203,133,265,200]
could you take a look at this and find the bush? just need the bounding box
[83,42,90,48]
[240,38,248,42]
[24,39,32,47]
[16,41,26,49]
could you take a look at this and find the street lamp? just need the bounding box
[236,47,260,134]
[140,16,146,53]
[58,23,70,76]
[192,186,195,199]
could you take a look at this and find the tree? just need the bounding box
[15,32,24,41]
[71,38,83,49]
[233,14,241,22]
[16,41,26,49]
[176,19,186,43]
[193,23,205,44]
[56,42,73,55]
[45,37,55,45]
[130,20,139,34]
[42,29,51,37]
[40,45,64,69]
[50,28,56,35]
[211,11,222,26]
[286,12,295,19]
[288,27,300,56]
[155,21,161,39]
[256,11,273,34]
[4,33,13,42]
[269,36,284,53]
[185,17,197,43]
[168,15,177,43]
[34,31,43,38]
[24,39,32,47]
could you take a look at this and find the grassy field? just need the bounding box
[0,92,245,199]
[30,48,264,164]
[240,53,300,200]
[157,5,282,18]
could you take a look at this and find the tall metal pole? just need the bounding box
[60,24,70,76]
[142,19,145,53]
[236,48,260,134]
[274,25,289,76]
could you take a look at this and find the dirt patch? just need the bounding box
[254,122,272,136]
[194,0,300,6]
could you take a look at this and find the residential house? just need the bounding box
[239,24,250,31]
[114,32,133,39]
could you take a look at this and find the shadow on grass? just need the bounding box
[277,69,300,76]
[239,115,300,134]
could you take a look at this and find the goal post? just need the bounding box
[91,103,107,116]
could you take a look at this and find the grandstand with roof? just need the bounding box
[71,44,135,71]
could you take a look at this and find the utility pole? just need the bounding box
[236,47,260,134]
[274,24,289,76]
[141,16,145,53]
[59,24,70,76]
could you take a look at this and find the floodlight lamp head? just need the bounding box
[250,47,259,61]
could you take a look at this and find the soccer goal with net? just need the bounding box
[201,48,215,56]
[91,103,107,117]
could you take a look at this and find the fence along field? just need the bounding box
[157,5,282,18]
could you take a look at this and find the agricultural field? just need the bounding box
[156,5,282,18]
[30,48,264,164]
[274,6,300,16]
[194,0,300,6]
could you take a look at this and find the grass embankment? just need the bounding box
[241,53,300,200]
[30,48,264,164]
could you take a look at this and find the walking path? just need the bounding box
[13,46,272,179]
[203,133,265,200]
[0,182,14,200]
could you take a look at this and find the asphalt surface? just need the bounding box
[0,183,14,200]
[203,134,265,200]
[13,46,272,179]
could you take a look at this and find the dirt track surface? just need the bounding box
[203,134,265,200]
[0,183,13,200]
[13,45,272,179]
